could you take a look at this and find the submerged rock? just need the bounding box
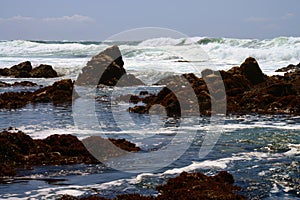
[76,45,144,86]
[0,61,59,78]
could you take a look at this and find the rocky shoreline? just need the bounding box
[0,61,58,78]
[59,171,246,200]
[128,57,300,116]
[0,129,140,177]
[1,45,299,199]
[0,79,74,109]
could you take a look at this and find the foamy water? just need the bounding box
[0,37,299,199]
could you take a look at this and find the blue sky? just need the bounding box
[0,0,299,40]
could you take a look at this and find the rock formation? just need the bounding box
[128,57,300,116]
[0,130,141,177]
[0,79,74,109]
[0,61,58,78]
[58,171,246,200]
[76,45,144,87]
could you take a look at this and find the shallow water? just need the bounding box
[0,84,299,199]
[0,37,299,199]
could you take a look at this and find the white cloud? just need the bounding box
[0,15,34,22]
[0,15,94,23]
[43,15,94,22]
[245,16,270,23]
[281,12,294,20]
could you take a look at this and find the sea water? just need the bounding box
[0,37,299,199]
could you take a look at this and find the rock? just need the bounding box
[0,92,30,109]
[0,164,16,177]
[31,79,74,104]
[108,138,141,152]
[275,63,300,72]
[128,57,300,116]
[82,136,141,161]
[240,57,266,85]
[156,171,245,200]
[0,130,142,177]
[0,81,11,87]
[10,61,33,78]
[0,79,74,109]
[29,64,58,78]
[0,81,38,87]
[0,61,59,78]
[12,81,39,87]
[58,171,245,200]
[76,45,144,86]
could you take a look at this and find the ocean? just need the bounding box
[0,37,299,199]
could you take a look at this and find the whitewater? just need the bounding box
[0,36,299,199]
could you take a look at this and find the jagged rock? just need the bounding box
[0,130,142,177]
[0,61,58,78]
[58,171,245,200]
[76,45,144,86]
[31,79,74,104]
[275,63,300,72]
[0,79,74,109]
[29,64,58,78]
[128,57,300,116]
[108,138,141,152]
[239,57,267,85]
[0,81,38,87]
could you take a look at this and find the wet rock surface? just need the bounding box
[129,57,300,116]
[275,63,300,72]
[0,81,38,87]
[0,61,58,78]
[76,45,144,87]
[58,171,246,200]
[0,130,141,177]
[0,79,74,109]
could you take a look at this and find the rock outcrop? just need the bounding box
[58,171,246,200]
[0,130,141,177]
[275,63,300,72]
[76,45,144,87]
[128,57,300,116]
[0,79,74,109]
[0,61,58,78]
[0,81,38,87]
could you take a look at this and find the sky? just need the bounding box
[0,0,299,40]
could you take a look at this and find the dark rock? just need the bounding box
[76,45,144,87]
[240,57,266,85]
[201,68,214,78]
[0,81,38,87]
[108,138,141,152]
[82,136,141,161]
[0,81,11,87]
[156,171,245,200]
[11,61,32,73]
[30,64,58,78]
[129,57,300,116]
[31,79,74,104]
[0,164,16,177]
[0,79,74,109]
[0,61,59,78]
[275,63,300,72]
[0,129,142,177]
[58,171,245,200]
